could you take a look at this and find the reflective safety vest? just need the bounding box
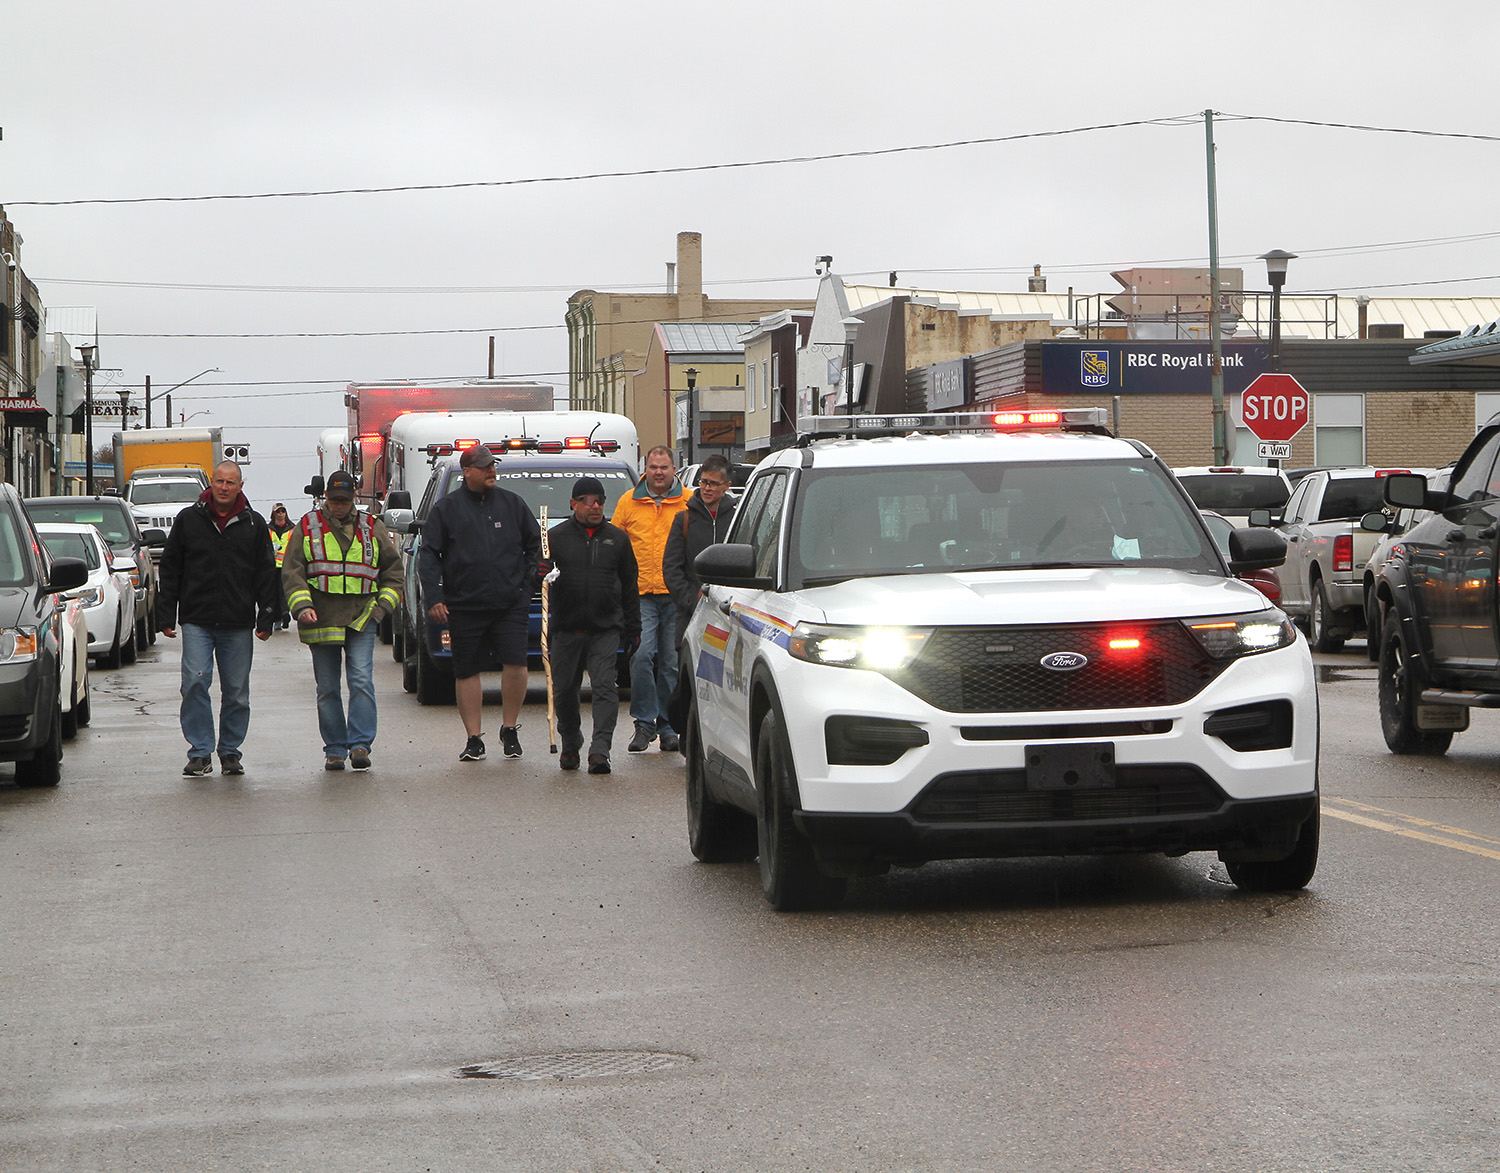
[270,526,293,567]
[301,510,380,595]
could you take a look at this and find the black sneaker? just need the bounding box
[500,726,523,758]
[219,754,244,776]
[559,750,580,771]
[183,757,212,777]
[658,732,680,754]
[588,754,612,775]
[460,735,486,762]
[627,726,655,753]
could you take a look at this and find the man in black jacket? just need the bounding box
[418,444,541,762]
[158,460,280,777]
[662,454,738,649]
[543,477,640,774]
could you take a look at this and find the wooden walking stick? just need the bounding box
[540,506,558,753]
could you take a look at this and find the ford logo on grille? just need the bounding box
[1039,651,1089,671]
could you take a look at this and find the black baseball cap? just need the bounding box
[572,476,606,501]
[325,470,357,500]
[459,445,496,469]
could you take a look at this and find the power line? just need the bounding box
[6,116,1193,207]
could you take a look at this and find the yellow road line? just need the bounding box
[1322,797,1500,862]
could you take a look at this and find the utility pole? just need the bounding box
[1205,110,1227,466]
[80,345,97,494]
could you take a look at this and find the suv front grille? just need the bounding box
[893,622,1227,713]
[911,765,1223,823]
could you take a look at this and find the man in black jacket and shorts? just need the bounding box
[542,477,640,775]
[417,444,541,762]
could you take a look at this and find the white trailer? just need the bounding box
[316,427,348,482]
[385,410,639,508]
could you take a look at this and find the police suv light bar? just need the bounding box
[795,408,1111,441]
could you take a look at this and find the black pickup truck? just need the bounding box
[1370,414,1500,754]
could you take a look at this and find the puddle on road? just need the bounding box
[1316,664,1377,684]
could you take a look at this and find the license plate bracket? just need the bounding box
[1025,742,1117,791]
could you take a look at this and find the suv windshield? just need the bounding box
[1176,473,1290,512]
[128,481,202,505]
[27,501,135,547]
[791,459,1219,582]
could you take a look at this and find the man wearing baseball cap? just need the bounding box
[417,444,541,761]
[540,476,640,774]
[281,470,404,772]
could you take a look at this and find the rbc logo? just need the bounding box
[1081,350,1110,387]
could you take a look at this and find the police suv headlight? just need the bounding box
[1183,609,1297,659]
[788,623,932,671]
[0,627,40,664]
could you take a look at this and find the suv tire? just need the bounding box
[1223,804,1320,892]
[1378,611,1453,755]
[686,697,756,863]
[15,705,62,788]
[755,706,846,911]
[415,633,455,706]
[1309,578,1346,653]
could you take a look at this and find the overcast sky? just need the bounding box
[6,0,1499,510]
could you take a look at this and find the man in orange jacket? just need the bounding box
[611,445,689,753]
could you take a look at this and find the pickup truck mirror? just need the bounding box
[45,556,90,595]
[304,475,326,497]
[142,528,167,547]
[1359,511,1391,534]
[383,507,415,534]
[695,542,771,589]
[1245,508,1274,527]
[1227,527,1287,573]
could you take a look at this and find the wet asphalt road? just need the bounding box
[2,632,1498,1171]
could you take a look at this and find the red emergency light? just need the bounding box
[454,438,480,450]
[564,436,590,449]
[993,410,1062,429]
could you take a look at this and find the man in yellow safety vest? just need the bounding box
[281,470,403,772]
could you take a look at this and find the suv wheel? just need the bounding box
[1378,611,1453,755]
[415,634,455,705]
[1309,578,1345,653]
[686,696,757,863]
[1223,805,1319,891]
[15,705,62,788]
[755,706,846,911]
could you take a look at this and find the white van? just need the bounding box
[385,410,640,510]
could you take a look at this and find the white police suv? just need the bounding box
[679,410,1319,909]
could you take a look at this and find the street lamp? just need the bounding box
[117,387,131,436]
[684,369,698,467]
[154,367,220,428]
[1259,250,1297,373]
[179,409,212,425]
[79,344,97,494]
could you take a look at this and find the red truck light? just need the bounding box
[1334,533,1353,572]
[454,438,480,450]
[993,410,1061,429]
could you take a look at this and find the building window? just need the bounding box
[1314,393,1364,466]
[765,358,773,411]
[747,363,757,413]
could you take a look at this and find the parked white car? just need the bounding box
[58,596,91,738]
[36,523,137,669]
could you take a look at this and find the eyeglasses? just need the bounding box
[699,478,729,489]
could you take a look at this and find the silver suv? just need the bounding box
[681,411,1319,909]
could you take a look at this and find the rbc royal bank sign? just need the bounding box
[1043,342,1269,396]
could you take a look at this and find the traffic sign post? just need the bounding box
[1241,373,1309,467]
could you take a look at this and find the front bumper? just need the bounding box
[0,661,53,757]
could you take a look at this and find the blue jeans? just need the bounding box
[311,627,378,758]
[180,623,255,759]
[629,595,678,734]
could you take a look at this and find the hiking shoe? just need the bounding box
[559,750,580,771]
[183,757,212,777]
[219,754,244,776]
[500,726,523,758]
[325,756,345,771]
[349,747,371,772]
[658,732,680,754]
[588,754,612,775]
[627,725,655,753]
[460,735,486,762]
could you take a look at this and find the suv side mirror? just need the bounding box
[1227,527,1287,573]
[142,528,168,547]
[1384,472,1429,511]
[1246,508,1274,528]
[695,542,770,589]
[45,557,90,595]
[383,507,415,534]
[1360,511,1392,534]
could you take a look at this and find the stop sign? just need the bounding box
[1241,373,1309,443]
